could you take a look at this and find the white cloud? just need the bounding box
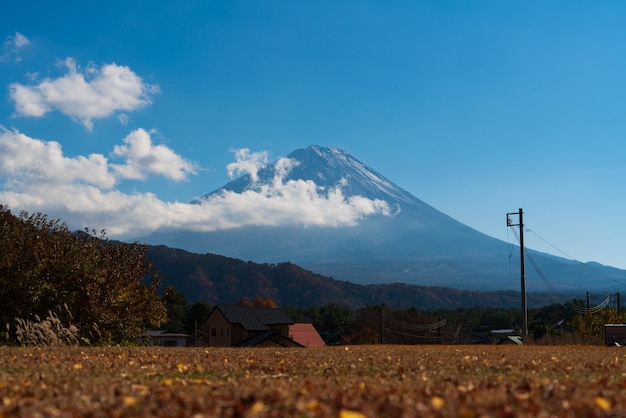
[0,127,117,190]
[0,130,392,238]
[112,128,198,181]
[1,32,30,63]
[0,127,197,189]
[9,58,159,130]
[226,148,269,182]
[195,175,391,230]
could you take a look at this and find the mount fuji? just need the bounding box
[139,145,626,292]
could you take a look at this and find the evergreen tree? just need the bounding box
[161,286,188,333]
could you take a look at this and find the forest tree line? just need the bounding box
[162,285,624,346]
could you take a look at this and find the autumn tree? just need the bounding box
[0,205,166,344]
[237,296,278,308]
[569,308,624,344]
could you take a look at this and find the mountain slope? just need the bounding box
[140,145,626,292]
[147,245,563,309]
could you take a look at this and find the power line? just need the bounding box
[384,328,441,339]
[397,317,447,331]
[525,247,612,314]
[511,225,615,313]
[526,228,626,289]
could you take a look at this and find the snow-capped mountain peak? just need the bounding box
[197,145,420,208]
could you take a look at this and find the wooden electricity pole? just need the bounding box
[379,305,384,345]
[507,208,528,339]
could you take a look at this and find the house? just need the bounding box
[289,323,326,347]
[604,324,626,346]
[491,329,522,345]
[206,305,304,347]
[142,330,189,347]
[496,335,523,345]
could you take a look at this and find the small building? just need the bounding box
[206,305,303,348]
[604,324,626,346]
[289,323,326,347]
[142,330,189,347]
[491,329,522,345]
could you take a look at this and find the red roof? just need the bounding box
[288,323,326,348]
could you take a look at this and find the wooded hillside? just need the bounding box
[147,245,564,310]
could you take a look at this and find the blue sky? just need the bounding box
[1,1,626,269]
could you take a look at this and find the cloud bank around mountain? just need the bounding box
[0,128,391,238]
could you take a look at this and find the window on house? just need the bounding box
[211,328,216,337]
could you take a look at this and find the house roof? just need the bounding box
[497,336,523,345]
[236,330,304,348]
[217,306,267,331]
[251,308,295,326]
[289,323,326,348]
[492,329,515,333]
[213,306,295,331]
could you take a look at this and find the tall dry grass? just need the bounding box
[6,305,98,346]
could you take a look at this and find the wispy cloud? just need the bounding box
[0,128,391,238]
[9,58,159,130]
[1,32,30,63]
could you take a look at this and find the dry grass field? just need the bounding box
[1,344,625,417]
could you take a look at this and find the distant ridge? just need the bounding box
[146,245,567,309]
[139,145,626,293]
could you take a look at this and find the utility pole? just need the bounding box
[379,305,384,345]
[507,208,528,339]
[438,316,442,345]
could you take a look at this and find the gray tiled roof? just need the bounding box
[252,308,295,325]
[218,306,267,331]
[215,306,294,331]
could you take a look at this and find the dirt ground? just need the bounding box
[0,344,625,417]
